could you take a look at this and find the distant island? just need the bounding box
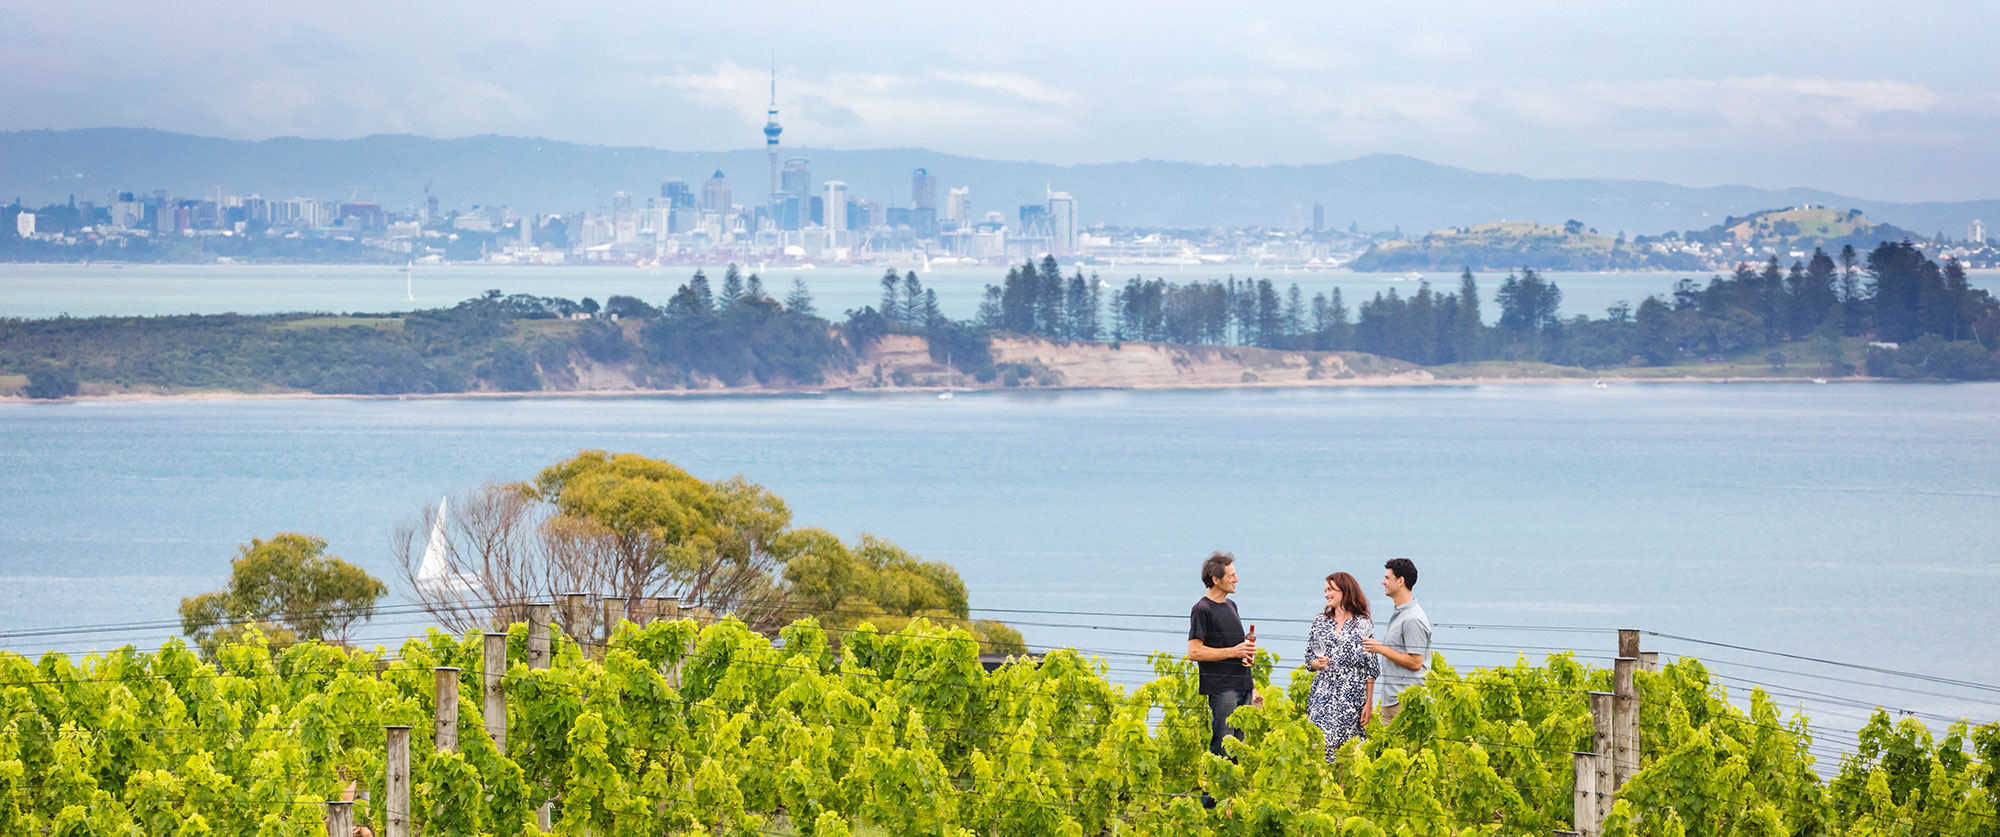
[6,243,1998,400]
[1349,208,1931,272]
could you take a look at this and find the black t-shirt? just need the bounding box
[1188,596,1252,695]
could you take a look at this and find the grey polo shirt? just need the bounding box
[1378,599,1432,706]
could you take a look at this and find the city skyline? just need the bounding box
[3,2,1997,204]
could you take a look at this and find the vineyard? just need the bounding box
[2,613,1996,836]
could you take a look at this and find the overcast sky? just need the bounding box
[4,1,1995,201]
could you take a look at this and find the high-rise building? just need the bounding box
[764,63,783,208]
[945,186,970,230]
[781,159,812,200]
[701,171,731,213]
[15,212,35,238]
[1018,204,1048,235]
[1973,219,1989,245]
[1313,201,1325,233]
[662,180,694,209]
[1047,191,1078,254]
[911,168,937,211]
[910,168,939,238]
[823,181,848,232]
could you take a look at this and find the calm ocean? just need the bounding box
[3,383,1996,735]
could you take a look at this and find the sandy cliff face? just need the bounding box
[833,334,1431,391]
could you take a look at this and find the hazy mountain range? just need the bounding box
[3,128,1993,237]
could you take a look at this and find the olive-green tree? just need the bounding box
[178,532,386,656]
[395,451,1022,648]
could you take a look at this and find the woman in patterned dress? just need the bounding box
[1305,571,1380,762]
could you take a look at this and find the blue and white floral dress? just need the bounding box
[1305,613,1380,761]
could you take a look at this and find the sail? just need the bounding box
[418,496,451,580]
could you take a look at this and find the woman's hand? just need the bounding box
[1361,703,1374,727]
[1309,655,1329,671]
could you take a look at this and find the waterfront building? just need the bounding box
[15,212,34,238]
[945,186,970,231]
[1313,201,1325,233]
[1048,191,1078,254]
[823,181,848,232]
[701,172,731,213]
[661,180,694,209]
[1973,219,1988,245]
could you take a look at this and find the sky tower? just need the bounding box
[763,61,782,209]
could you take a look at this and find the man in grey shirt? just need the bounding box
[1363,557,1430,722]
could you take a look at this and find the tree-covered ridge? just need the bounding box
[8,242,2000,399]
[1686,207,1920,255]
[1350,220,1708,272]
[1,619,1993,834]
[0,269,853,397]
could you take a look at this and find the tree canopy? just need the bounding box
[177,533,385,656]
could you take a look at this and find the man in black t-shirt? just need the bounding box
[1187,551,1258,761]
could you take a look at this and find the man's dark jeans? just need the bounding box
[1206,687,1253,758]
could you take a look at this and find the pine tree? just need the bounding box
[902,271,925,327]
[879,269,902,325]
[747,273,766,301]
[1283,283,1305,345]
[785,278,816,316]
[922,288,943,329]
[1036,256,1065,338]
[1456,269,1483,361]
[720,264,746,308]
[1328,287,1350,350]
[688,269,714,311]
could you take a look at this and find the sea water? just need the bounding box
[3,383,1996,734]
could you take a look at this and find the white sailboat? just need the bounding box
[939,352,955,399]
[416,496,481,594]
[404,260,415,301]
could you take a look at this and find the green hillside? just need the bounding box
[1348,220,1704,272]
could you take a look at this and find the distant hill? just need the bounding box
[1697,207,1921,254]
[1348,221,1706,272]
[2,128,1995,235]
[1349,208,1936,272]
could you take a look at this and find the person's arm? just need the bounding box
[1361,636,1425,671]
[1186,637,1253,662]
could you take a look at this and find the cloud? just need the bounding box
[1576,75,1944,135]
[660,62,1082,154]
[267,24,358,67]
[931,71,1080,106]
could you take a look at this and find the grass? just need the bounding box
[273,316,405,331]
[512,319,586,337]
[1423,338,1866,381]
[1425,361,1592,380]
[0,374,26,395]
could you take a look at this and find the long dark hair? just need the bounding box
[1322,571,1370,622]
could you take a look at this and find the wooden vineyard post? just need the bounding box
[563,592,590,657]
[527,604,551,670]
[434,667,460,752]
[1617,629,1641,660]
[1590,691,1616,834]
[660,595,683,689]
[1639,651,1660,673]
[483,632,507,753]
[1613,656,1640,788]
[1572,751,1599,837]
[385,726,411,837]
[527,603,553,831]
[602,596,628,647]
[326,800,353,837]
